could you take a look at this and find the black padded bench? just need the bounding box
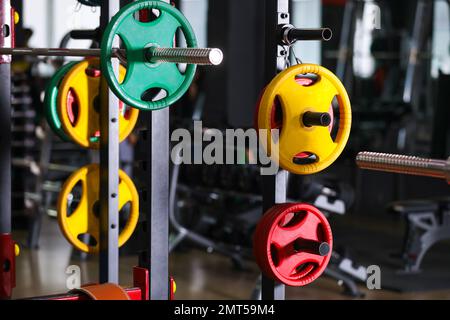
[388,198,450,272]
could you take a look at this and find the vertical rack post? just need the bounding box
[140,0,170,301]
[0,0,11,236]
[260,0,290,301]
[99,0,121,284]
[0,0,13,300]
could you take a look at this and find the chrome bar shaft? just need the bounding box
[356,152,450,184]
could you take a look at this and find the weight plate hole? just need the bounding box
[85,67,101,78]
[270,96,283,133]
[136,8,160,23]
[66,89,79,126]
[279,211,307,229]
[67,181,84,218]
[293,152,318,165]
[294,263,315,278]
[270,244,280,267]
[295,74,319,87]
[77,233,97,247]
[330,96,340,141]
[141,87,167,102]
[119,202,131,233]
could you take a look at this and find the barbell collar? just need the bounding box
[281,25,333,45]
[356,152,450,184]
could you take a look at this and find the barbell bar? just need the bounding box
[0,46,224,66]
[356,152,450,184]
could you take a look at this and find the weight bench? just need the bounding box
[389,198,450,272]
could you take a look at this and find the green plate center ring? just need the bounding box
[101,0,198,111]
[44,61,78,141]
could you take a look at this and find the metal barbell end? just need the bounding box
[302,112,332,128]
[356,152,450,184]
[0,47,224,66]
[281,25,333,45]
[0,47,103,57]
[147,47,224,66]
[294,239,330,256]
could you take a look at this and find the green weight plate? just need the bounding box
[44,61,78,141]
[101,0,197,111]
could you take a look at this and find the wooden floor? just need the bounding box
[11,216,450,300]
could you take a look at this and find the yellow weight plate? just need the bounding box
[57,164,139,254]
[257,64,352,175]
[57,58,139,149]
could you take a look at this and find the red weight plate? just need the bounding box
[253,203,295,272]
[253,203,332,287]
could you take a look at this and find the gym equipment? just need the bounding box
[0,2,223,112]
[44,61,77,141]
[253,203,332,286]
[257,64,352,175]
[300,178,354,215]
[389,198,450,273]
[357,152,450,272]
[356,152,450,184]
[0,234,18,298]
[0,47,222,64]
[280,26,333,45]
[102,0,201,111]
[70,283,131,300]
[57,58,139,149]
[26,267,176,300]
[57,164,139,253]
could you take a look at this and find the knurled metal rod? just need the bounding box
[356,152,450,184]
[0,47,224,65]
[147,47,223,65]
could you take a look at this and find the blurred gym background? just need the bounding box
[10,0,450,299]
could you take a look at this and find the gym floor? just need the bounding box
[12,215,450,300]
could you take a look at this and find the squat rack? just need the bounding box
[0,0,214,300]
[0,0,329,301]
